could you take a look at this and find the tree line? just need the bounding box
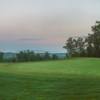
[16,50,58,62]
[64,21,100,58]
[0,50,59,62]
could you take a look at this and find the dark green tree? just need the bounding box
[63,37,75,57]
[63,37,86,57]
[0,51,4,62]
[43,52,51,60]
[52,54,58,60]
[86,21,100,57]
[16,50,35,62]
[74,37,86,56]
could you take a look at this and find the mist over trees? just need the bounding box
[64,21,100,58]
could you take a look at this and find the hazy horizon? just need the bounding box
[0,0,100,52]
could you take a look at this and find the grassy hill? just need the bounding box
[0,58,100,100]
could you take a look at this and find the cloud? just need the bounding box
[19,37,46,41]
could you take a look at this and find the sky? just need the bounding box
[0,0,100,53]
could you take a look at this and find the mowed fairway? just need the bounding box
[0,58,100,100]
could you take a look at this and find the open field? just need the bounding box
[0,58,100,100]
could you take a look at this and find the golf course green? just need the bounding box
[0,58,100,100]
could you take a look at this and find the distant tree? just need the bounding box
[43,52,51,60]
[16,50,54,62]
[16,51,24,62]
[52,54,58,60]
[0,51,3,62]
[35,53,42,61]
[16,50,35,62]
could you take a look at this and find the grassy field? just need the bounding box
[0,58,100,100]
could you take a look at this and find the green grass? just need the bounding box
[0,58,100,100]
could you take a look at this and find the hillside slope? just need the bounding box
[0,58,100,100]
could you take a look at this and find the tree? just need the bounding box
[63,37,75,57]
[16,50,52,62]
[43,52,51,60]
[74,37,86,56]
[86,21,100,57]
[0,51,3,62]
[85,34,94,57]
[64,21,100,58]
[63,37,86,57]
[52,54,58,60]
[16,50,35,62]
[35,53,42,61]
